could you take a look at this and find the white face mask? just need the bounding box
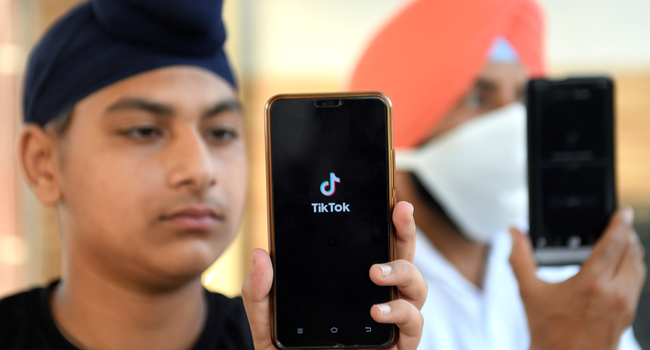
[396,103,528,244]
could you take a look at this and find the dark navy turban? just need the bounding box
[23,0,236,127]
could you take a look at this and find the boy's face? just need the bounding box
[51,66,246,288]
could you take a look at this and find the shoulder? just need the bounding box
[207,292,249,326]
[206,291,245,313]
[0,287,47,349]
[205,291,250,333]
[193,290,253,350]
[0,288,34,320]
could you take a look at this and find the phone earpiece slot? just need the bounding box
[314,99,343,108]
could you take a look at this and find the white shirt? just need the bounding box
[414,229,640,350]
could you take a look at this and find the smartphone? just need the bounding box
[265,92,397,349]
[527,77,616,265]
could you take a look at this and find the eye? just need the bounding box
[206,128,238,143]
[121,127,162,140]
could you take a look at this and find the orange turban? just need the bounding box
[350,0,546,148]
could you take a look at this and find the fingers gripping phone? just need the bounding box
[527,77,616,265]
[265,93,397,349]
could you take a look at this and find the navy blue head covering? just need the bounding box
[23,0,235,127]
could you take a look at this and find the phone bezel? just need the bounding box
[264,92,398,349]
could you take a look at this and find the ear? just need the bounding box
[16,124,62,205]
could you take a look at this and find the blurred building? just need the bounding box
[1,0,649,345]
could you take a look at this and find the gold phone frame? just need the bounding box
[264,92,397,350]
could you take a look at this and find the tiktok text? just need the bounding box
[311,202,351,213]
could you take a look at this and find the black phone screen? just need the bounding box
[268,96,394,348]
[527,78,616,250]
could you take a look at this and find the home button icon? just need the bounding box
[330,327,338,334]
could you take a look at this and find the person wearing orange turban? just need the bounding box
[351,0,643,349]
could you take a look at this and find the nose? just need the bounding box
[166,128,216,193]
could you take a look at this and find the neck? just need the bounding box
[395,171,488,288]
[51,244,207,350]
[415,206,489,288]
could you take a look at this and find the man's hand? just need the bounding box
[242,201,426,350]
[510,207,646,350]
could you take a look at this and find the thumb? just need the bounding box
[241,248,274,349]
[509,228,542,297]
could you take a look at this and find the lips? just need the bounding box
[161,205,221,231]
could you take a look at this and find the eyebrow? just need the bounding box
[105,98,241,119]
[474,78,498,91]
[106,98,174,116]
[202,99,241,119]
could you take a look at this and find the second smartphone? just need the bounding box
[527,77,616,265]
[265,93,397,349]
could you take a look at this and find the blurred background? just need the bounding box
[0,0,648,346]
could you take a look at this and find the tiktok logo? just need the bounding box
[313,172,349,213]
[320,172,340,196]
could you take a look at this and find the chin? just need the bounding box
[156,239,226,280]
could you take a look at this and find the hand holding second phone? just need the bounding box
[241,201,427,350]
[510,207,646,350]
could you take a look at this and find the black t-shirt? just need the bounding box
[0,281,254,350]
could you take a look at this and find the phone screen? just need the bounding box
[268,96,394,348]
[528,78,616,251]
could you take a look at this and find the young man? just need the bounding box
[350,0,646,349]
[0,0,427,349]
